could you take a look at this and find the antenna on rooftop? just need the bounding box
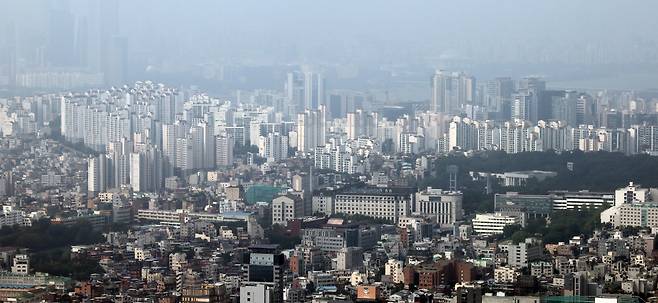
[486,173,493,195]
[447,165,458,192]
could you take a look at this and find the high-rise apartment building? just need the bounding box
[215,134,234,167]
[130,147,164,193]
[296,107,326,153]
[88,154,109,193]
[258,132,289,163]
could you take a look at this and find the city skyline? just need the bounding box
[1,1,658,303]
[3,1,658,96]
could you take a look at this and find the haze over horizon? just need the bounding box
[2,0,658,97]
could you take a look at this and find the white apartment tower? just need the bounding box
[296,107,326,153]
[130,147,164,193]
[215,134,234,167]
[259,132,289,163]
[88,154,108,193]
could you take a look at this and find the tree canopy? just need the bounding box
[422,150,658,215]
[498,209,603,244]
[0,220,104,251]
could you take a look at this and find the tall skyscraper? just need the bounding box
[285,71,305,115]
[327,91,366,120]
[448,117,478,151]
[552,90,579,126]
[327,93,344,120]
[459,73,477,106]
[162,124,178,176]
[511,91,534,122]
[431,70,450,113]
[576,94,595,125]
[346,111,361,140]
[285,70,325,114]
[518,77,546,122]
[292,173,313,216]
[431,70,475,114]
[485,77,514,114]
[538,90,566,122]
[303,71,325,110]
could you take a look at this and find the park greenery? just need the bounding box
[422,150,658,215]
[31,249,104,281]
[0,220,105,280]
[0,220,104,251]
[432,150,658,191]
[499,209,603,244]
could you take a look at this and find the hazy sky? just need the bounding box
[119,0,658,66]
[3,0,657,64]
[2,0,658,92]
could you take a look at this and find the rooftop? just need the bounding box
[338,186,416,195]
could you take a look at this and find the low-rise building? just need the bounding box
[499,238,543,269]
[494,266,519,284]
[385,259,404,284]
[272,195,304,225]
[472,213,521,236]
[414,187,463,227]
[333,187,415,223]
